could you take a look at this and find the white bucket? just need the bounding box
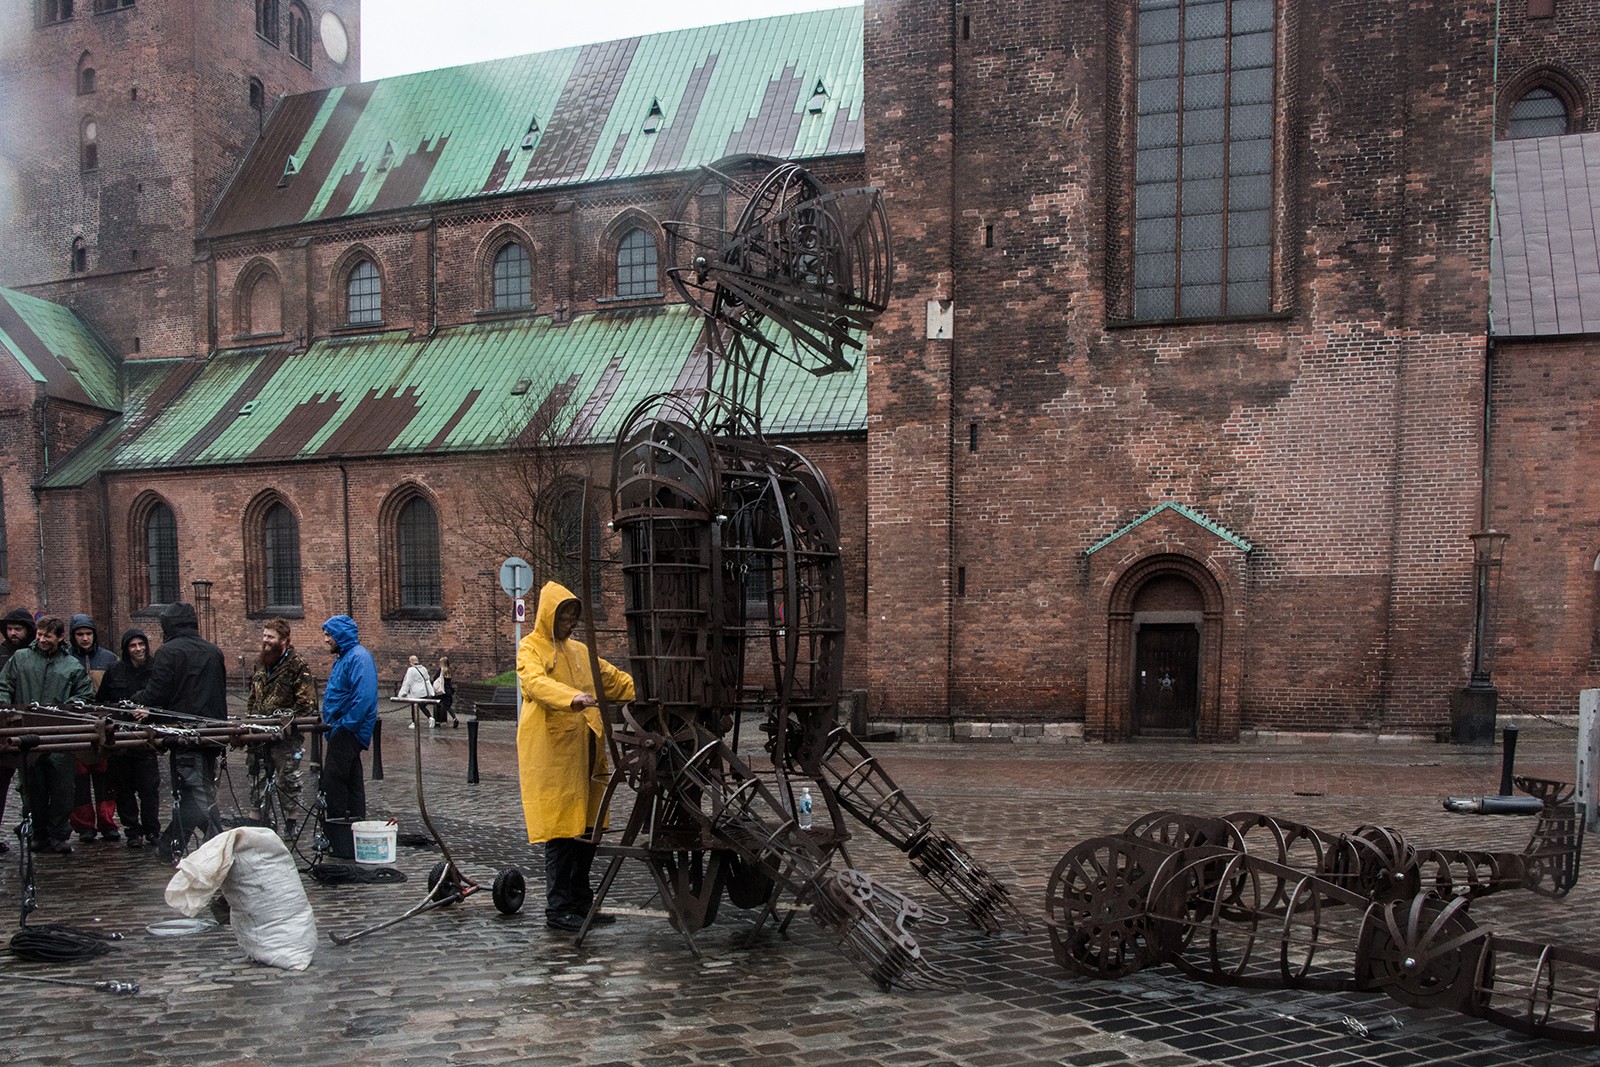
[351,820,397,865]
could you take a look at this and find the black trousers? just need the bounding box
[23,752,75,846]
[544,836,597,919]
[164,750,222,850]
[112,751,162,838]
[323,730,366,822]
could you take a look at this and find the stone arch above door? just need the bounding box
[1083,502,1251,742]
[1128,569,1207,737]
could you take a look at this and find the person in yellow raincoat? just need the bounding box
[516,581,635,931]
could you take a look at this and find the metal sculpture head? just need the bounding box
[664,155,892,434]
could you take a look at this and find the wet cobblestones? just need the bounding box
[0,715,1596,1065]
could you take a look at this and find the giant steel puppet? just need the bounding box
[572,155,1024,989]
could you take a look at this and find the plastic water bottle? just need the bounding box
[798,786,814,831]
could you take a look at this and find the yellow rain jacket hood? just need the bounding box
[515,581,635,844]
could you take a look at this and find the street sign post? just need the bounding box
[499,557,531,715]
[499,557,531,599]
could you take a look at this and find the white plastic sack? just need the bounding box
[165,826,317,970]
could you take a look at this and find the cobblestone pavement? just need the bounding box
[2,713,1598,1066]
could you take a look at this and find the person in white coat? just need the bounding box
[396,654,434,728]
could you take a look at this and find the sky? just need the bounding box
[359,0,855,80]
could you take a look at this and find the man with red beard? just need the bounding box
[244,618,317,837]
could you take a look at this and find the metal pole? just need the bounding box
[1499,724,1519,796]
[513,563,525,720]
[370,717,383,780]
[466,718,480,785]
[1470,556,1492,688]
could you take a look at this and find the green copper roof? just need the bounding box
[0,287,119,410]
[41,304,865,487]
[38,359,197,487]
[207,6,865,236]
[1085,501,1254,556]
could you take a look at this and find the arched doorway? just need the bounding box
[1085,505,1248,742]
[1130,573,1205,738]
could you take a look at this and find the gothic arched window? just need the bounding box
[344,258,382,325]
[287,2,311,65]
[1131,0,1276,320]
[262,502,301,611]
[398,497,440,609]
[381,487,443,617]
[492,242,532,310]
[545,484,602,603]
[255,0,279,45]
[1507,87,1570,139]
[615,227,658,298]
[131,497,179,608]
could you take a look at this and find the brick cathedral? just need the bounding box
[1,0,1595,740]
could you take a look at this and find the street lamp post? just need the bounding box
[1452,529,1508,743]
[1468,529,1509,689]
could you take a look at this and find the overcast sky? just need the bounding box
[359,0,855,80]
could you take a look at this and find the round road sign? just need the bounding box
[499,556,532,598]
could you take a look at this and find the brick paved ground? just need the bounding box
[1,713,1598,1066]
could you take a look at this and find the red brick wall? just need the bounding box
[862,0,957,723]
[207,160,865,351]
[63,435,865,692]
[38,397,119,626]
[865,0,1509,736]
[0,354,120,618]
[37,480,111,629]
[0,360,46,609]
[1486,336,1600,710]
[0,0,359,360]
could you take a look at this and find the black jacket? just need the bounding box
[0,607,37,672]
[98,628,154,705]
[131,604,227,720]
[68,613,119,675]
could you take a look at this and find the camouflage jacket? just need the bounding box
[246,647,317,718]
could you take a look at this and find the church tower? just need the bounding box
[0,0,361,361]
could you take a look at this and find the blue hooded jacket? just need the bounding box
[321,615,377,748]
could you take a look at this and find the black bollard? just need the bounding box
[1499,724,1519,796]
[371,717,383,780]
[466,718,480,785]
[310,726,323,768]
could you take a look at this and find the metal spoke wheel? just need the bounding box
[1356,894,1488,1011]
[1045,836,1170,978]
[1328,826,1419,902]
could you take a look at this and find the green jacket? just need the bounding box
[246,646,318,718]
[0,640,94,706]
